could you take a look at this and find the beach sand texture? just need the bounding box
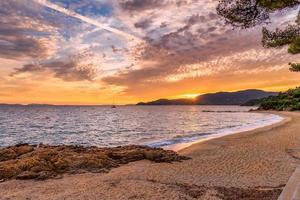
[1,112,300,200]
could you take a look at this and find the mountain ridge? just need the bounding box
[137,89,278,106]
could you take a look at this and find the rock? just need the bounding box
[0,144,189,181]
[0,144,34,162]
[16,171,39,180]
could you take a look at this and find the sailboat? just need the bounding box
[111,97,116,108]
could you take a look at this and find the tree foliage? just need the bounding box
[255,87,300,111]
[217,0,300,70]
[289,62,300,71]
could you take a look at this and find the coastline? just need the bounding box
[1,111,300,199]
[166,111,288,152]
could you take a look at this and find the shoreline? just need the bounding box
[1,111,300,200]
[165,111,288,152]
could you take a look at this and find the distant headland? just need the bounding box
[137,89,278,106]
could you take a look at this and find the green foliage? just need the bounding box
[258,0,299,10]
[289,63,300,72]
[262,26,300,48]
[258,88,300,111]
[217,0,300,68]
[217,0,269,28]
[293,89,300,98]
[288,37,300,54]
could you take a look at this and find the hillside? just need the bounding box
[137,90,278,106]
[248,88,300,111]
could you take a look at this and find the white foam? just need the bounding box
[162,113,284,151]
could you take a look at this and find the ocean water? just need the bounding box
[0,105,283,148]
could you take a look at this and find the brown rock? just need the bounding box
[16,171,39,180]
[0,144,34,162]
[0,144,189,181]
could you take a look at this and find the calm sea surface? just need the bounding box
[0,105,283,148]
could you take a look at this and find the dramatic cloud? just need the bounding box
[34,0,141,41]
[13,49,99,82]
[100,0,300,98]
[14,60,97,82]
[0,0,299,104]
[0,1,60,60]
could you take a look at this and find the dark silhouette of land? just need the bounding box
[137,89,278,106]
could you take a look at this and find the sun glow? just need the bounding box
[176,94,200,99]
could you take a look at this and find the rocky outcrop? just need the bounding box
[0,144,189,181]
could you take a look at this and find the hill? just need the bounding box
[246,88,300,111]
[137,89,278,106]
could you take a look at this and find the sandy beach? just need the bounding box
[1,111,300,200]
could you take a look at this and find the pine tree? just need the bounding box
[217,0,300,71]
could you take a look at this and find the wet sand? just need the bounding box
[1,112,300,200]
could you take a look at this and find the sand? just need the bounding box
[1,111,300,200]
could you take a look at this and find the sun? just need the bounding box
[177,93,200,99]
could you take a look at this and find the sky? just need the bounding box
[0,0,299,105]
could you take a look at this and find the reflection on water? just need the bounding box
[0,105,283,148]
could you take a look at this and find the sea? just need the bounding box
[0,105,283,149]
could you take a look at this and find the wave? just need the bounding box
[147,114,284,149]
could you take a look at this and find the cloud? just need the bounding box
[103,48,297,98]
[12,46,100,82]
[134,18,153,29]
[0,1,61,60]
[119,0,167,11]
[100,0,300,98]
[13,59,97,82]
[49,0,114,17]
[34,0,142,41]
[102,19,296,96]
[0,1,110,82]
[0,33,57,60]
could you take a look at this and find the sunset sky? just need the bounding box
[0,0,300,105]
